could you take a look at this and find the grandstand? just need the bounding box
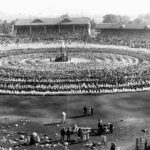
[13,15,91,42]
[10,19,150,48]
[95,23,150,48]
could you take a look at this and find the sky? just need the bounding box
[0,0,150,18]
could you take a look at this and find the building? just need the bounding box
[94,23,150,48]
[13,15,91,40]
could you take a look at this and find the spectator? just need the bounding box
[60,127,66,142]
[66,127,72,142]
[110,123,114,133]
[77,128,83,142]
[90,106,94,115]
[83,105,88,115]
[101,135,107,145]
[98,119,103,134]
[29,132,40,145]
[110,143,116,150]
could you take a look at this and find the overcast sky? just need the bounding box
[1,0,150,17]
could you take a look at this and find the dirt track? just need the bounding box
[0,92,149,149]
[0,92,149,121]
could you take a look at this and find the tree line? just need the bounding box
[0,20,12,34]
[102,13,150,25]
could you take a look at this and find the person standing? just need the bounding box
[85,131,90,142]
[90,106,94,115]
[66,127,72,142]
[62,112,66,123]
[83,105,88,116]
[98,119,103,134]
[60,127,66,142]
[110,123,114,133]
[78,128,83,142]
[101,135,107,145]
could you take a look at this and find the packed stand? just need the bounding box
[16,26,89,43]
[96,29,150,48]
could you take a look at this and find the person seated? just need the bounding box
[72,124,79,133]
[29,132,40,145]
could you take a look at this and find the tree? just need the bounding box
[118,15,130,24]
[103,14,130,24]
[103,14,118,23]
[132,17,145,24]
[2,20,10,34]
[131,13,150,25]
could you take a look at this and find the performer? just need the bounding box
[62,111,67,123]
[62,40,65,49]
[60,40,65,54]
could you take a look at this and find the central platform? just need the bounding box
[54,41,69,62]
[55,52,69,62]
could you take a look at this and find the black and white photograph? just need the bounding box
[0,0,150,149]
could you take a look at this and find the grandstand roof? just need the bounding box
[95,23,149,29]
[95,23,122,29]
[15,17,89,26]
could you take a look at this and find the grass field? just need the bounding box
[0,92,150,149]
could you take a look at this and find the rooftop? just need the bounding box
[95,23,150,29]
[15,17,90,26]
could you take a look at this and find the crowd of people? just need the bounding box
[12,109,116,150]
[0,27,149,95]
[58,108,115,150]
[0,27,147,150]
[95,29,150,48]
[0,47,148,95]
[15,27,150,49]
[16,26,89,43]
[1,27,150,49]
[2,26,150,49]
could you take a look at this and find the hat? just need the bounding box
[32,132,38,137]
